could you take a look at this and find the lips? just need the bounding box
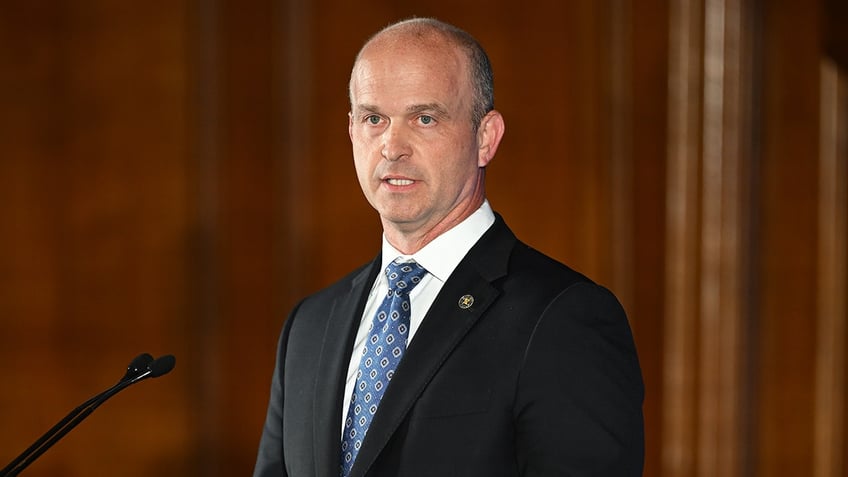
[385,178,414,186]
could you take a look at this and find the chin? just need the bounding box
[378,209,423,228]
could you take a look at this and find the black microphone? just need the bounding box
[122,352,155,382]
[0,353,176,477]
[148,354,176,378]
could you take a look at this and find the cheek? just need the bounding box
[352,154,368,179]
[352,134,378,159]
[352,150,377,189]
[433,143,478,179]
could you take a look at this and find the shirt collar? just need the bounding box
[380,200,495,282]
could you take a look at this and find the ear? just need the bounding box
[476,110,505,168]
[348,111,354,141]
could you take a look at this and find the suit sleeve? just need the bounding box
[253,306,299,477]
[514,282,644,476]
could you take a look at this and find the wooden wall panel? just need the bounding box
[627,1,670,475]
[1,0,844,475]
[756,0,822,475]
[215,0,280,473]
[663,0,705,473]
[661,1,757,476]
[815,58,847,477]
[816,2,848,474]
[0,1,195,476]
[824,0,848,69]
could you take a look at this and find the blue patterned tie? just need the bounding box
[340,259,428,476]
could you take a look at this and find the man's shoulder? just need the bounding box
[470,213,595,289]
[508,241,594,287]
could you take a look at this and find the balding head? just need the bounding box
[351,18,494,131]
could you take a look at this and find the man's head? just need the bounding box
[348,18,505,253]
[351,18,495,131]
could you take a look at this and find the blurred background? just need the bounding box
[0,0,846,476]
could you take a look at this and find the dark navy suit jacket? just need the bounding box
[254,215,644,476]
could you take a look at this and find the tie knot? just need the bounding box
[385,260,427,295]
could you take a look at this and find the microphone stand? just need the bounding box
[0,353,175,477]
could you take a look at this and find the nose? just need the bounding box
[381,122,411,161]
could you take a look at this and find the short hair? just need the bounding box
[352,18,495,130]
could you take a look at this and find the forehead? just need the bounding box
[350,34,471,110]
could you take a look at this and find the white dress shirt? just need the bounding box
[340,200,496,435]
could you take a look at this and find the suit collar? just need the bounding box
[464,212,515,282]
[312,260,381,477]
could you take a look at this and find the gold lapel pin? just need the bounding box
[458,294,474,309]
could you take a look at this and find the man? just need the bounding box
[254,18,644,477]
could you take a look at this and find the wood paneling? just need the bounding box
[661,0,757,475]
[824,0,848,69]
[756,1,822,475]
[0,1,194,475]
[0,0,844,475]
[814,58,847,477]
[663,0,705,473]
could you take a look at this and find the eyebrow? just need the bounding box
[354,104,381,115]
[406,103,450,119]
[353,103,451,119]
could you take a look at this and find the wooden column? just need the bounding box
[663,0,755,475]
[814,57,847,477]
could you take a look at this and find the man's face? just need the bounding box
[348,36,487,241]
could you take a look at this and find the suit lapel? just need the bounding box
[313,260,381,477]
[348,216,516,477]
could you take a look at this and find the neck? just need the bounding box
[383,195,485,255]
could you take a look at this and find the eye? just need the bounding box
[365,115,382,125]
[418,115,435,126]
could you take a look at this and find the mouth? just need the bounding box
[385,178,415,186]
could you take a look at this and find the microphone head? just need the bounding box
[149,355,176,378]
[122,353,155,381]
